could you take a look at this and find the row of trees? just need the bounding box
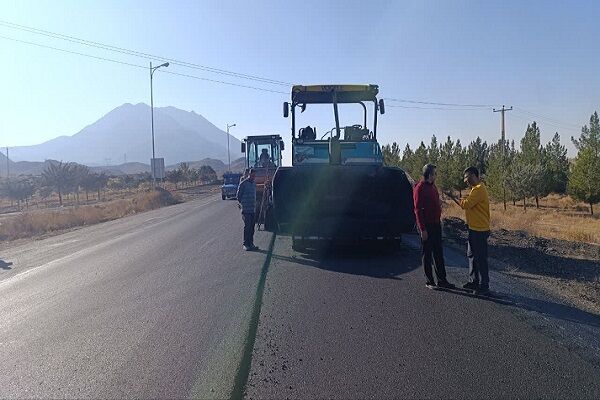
[382,111,600,214]
[165,163,217,188]
[1,161,219,210]
[0,162,111,209]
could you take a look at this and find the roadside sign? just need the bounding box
[151,158,165,179]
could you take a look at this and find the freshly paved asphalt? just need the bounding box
[1,195,599,399]
[246,235,600,399]
[0,196,270,399]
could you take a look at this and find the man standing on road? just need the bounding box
[413,164,455,290]
[446,167,491,295]
[237,168,259,251]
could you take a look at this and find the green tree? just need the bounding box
[179,162,191,187]
[382,142,401,167]
[568,147,600,215]
[484,140,510,206]
[572,111,600,155]
[411,141,428,181]
[428,135,440,166]
[189,169,200,186]
[436,136,454,191]
[451,139,468,196]
[505,156,541,211]
[199,165,217,183]
[569,111,600,215]
[41,161,76,206]
[401,144,414,176]
[71,164,90,204]
[520,121,548,207]
[466,137,489,175]
[1,179,34,210]
[544,132,569,194]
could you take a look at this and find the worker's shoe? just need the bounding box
[436,280,455,289]
[243,245,252,251]
[250,245,259,251]
[462,282,479,290]
[425,282,437,290]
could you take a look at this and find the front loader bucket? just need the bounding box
[272,165,415,239]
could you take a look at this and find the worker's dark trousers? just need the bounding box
[421,223,447,284]
[242,212,255,247]
[467,229,490,289]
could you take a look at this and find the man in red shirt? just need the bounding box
[413,164,455,290]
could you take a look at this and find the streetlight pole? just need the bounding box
[150,61,169,187]
[226,123,236,172]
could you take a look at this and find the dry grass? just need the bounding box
[0,189,180,241]
[443,195,600,245]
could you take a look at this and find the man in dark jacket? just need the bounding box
[237,169,258,251]
[413,164,455,289]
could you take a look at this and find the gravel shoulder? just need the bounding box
[443,217,600,315]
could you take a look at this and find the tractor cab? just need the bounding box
[283,84,386,167]
[240,134,284,230]
[241,135,284,170]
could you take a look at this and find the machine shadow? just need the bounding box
[272,239,421,280]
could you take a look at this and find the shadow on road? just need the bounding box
[437,287,600,329]
[271,242,420,280]
[0,260,13,270]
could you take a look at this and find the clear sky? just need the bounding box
[1,0,599,164]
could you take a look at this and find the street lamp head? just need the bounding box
[160,62,169,68]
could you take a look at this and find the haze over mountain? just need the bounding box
[8,103,242,166]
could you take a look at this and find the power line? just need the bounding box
[0,19,292,86]
[0,34,148,69]
[386,104,487,111]
[3,19,585,124]
[513,106,581,129]
[384,97,495,108]
[0,34,287,95]
[510,111,580,134]
[0,19,516,109]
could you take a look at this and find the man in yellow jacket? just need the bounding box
[447,166,491,295]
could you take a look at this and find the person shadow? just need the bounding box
[434,286,600,329]
[0,259,13,270]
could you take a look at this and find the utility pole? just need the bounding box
[149,61,169,187]
[493,105,512,210]
[226,123,236,172]
[6,147,9,180]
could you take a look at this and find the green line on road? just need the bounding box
[230,232,276,400]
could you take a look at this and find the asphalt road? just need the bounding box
[0,196,270,399]
[1,195,599,399]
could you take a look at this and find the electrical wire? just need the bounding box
[384,97,495,108]
[513,106,581,129]
[0,19,292,86]
[0,34,288,95]
[386,104,487,111]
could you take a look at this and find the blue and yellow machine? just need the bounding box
[272,84,415,248]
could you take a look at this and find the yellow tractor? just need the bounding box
[272,84,415,249]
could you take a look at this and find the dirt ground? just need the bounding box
[0,184,221,250]
[443,217,600,314]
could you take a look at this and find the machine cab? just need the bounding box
[283,85,385,167]
[241,134,285,183]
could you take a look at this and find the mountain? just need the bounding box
[8,103,242,166]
